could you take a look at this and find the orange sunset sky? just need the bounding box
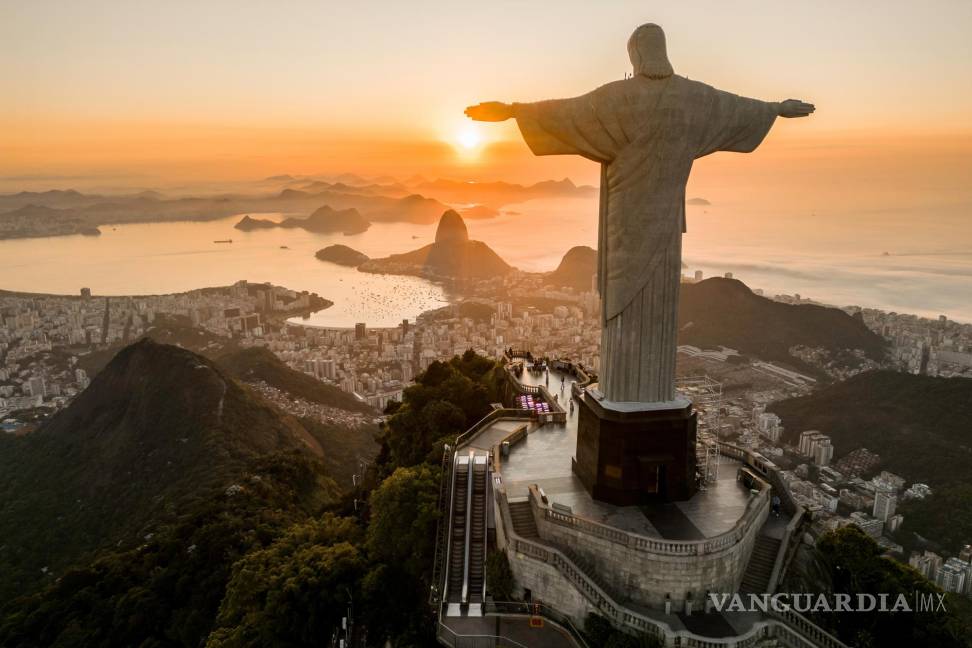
[2,1,972,207]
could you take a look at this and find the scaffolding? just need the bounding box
[677,375,723,486]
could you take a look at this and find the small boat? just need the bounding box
[280,245,290,249]
[214,239,233,244]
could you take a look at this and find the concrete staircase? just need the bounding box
[508,500,628,604]
[508,500,539,538]
[557,543,631,606]
[740,534,781,594]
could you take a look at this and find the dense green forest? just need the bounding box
[678,278,888,376]
[770,370,972,554]
[0,342,505,646]
[789,526,972,647]
[771,370,972,483]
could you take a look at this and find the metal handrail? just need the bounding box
[429,444,454,605]
[461,450,473,605]
[436,621,532,648]
[439,450,461,606]
[455,408,533,449]
[478,456,489,604]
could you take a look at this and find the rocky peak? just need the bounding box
[434,209,469,244]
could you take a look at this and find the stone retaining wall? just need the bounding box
[527,483,768,612]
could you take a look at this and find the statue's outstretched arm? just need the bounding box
[778,99,815,118]
[465,101,520,122]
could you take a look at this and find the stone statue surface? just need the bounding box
[467,23,813,403]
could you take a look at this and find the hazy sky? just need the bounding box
[3,1,972,186]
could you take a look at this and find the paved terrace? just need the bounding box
[439,364,842,648]
[502,367,753,540]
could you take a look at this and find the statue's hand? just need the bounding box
[779,99,815,118]
[464,102,513,122]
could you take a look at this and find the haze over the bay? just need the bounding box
[2,1,971,321]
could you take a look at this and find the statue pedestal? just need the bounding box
[572,386,697,504]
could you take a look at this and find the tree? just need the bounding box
[207,515,365,647]
[377,354,500,473]
[366,465,441,582]
[798,526,972,647]
[899,483,972,555]
[485,550,515,601]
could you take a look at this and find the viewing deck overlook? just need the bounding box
[435,356,847,648]
[503,366,756,543]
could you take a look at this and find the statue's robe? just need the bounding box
[515,74,777,402]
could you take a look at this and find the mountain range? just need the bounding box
[0,174,601,240]
[411,177,596,206]
[0,187,450,239]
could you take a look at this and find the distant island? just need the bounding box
[686,197,711,205]
[359,210,513,280]
[315,244,370,267]
[235,206,370,235]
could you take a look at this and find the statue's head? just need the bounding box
[628,23,673,79]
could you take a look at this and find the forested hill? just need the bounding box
[0,346,506,647]
[769,370,972,487]
[545,245,597,290]
[678,278,888,373]
[770,370,972,574]
[217,346,374,414]
[0,339,331,604]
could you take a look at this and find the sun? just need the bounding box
[457,127,482,150]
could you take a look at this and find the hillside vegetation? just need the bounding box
[217,346,373,414]
[0,342,503,647]
[770,370,972,485]
[678,278,887,374]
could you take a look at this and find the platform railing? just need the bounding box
[429,444,455,605]
[454,408,533,449]
[496,487,847,648]
[529,474,770,558]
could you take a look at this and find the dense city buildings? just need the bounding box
[856,308,972,378]
[2,275,971,606]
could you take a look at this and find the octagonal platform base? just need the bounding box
[572,387,698,504]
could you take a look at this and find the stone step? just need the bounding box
[739,535,782,595]
[508,501,539,538]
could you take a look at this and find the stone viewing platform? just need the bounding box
[493,365,772,616]
[504,367,754,540]
[433,357,847,648]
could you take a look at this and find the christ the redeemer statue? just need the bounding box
[467,23,813,404]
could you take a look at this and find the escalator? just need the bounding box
[443,451,490,616]
[446,453,470,611]
[467,455,488,610]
